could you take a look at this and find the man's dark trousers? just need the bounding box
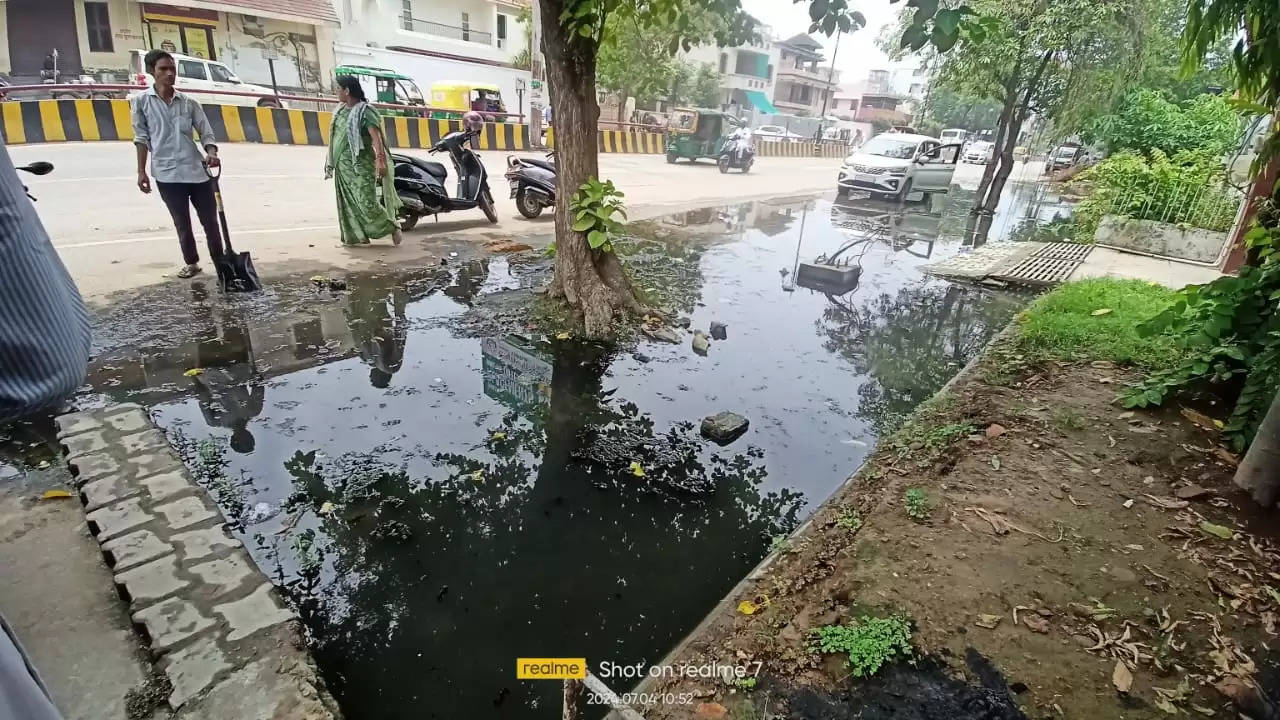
[156,179,222,265]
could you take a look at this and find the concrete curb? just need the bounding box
[55,403,341,720]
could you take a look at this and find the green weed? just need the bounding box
[1013,278,1184,371]
[768,534,791,553]
[736,677,757,691]
[808,616,914,677]
[1051,407,1088,432]
[904,489,930,521]
[835,507,863,531]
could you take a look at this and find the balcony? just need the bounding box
[722,73,772,92]
[402,17,493,45]
[776,64,837,87]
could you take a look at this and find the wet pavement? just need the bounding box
[58,188,1032,719]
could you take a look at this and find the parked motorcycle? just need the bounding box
[505,151,556,219]
[17,161,53,201]
[390,128,497,231]
[718,134,755,174]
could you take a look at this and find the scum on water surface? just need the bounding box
[75,191,1032,719]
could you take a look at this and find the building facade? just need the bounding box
[681,23,780,117]
[337,0,527,67]
[1,0,340,92]
[771,33,838,117]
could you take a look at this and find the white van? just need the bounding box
[128,49,285,108]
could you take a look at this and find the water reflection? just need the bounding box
[82,196,1027,720]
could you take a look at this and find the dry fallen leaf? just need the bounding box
[555,332,570,340]
[1092,308,1114,316]
[1181,408,1221,433]
[319,501,335,515]
[628,461,646,477]
[1214,447,1241,467]
[737,600,758,615]
[975,614,1003,629]
[183,368,204,377]
[1024,616,1050,633]
[1113,660,1134,693]
[40,489,72,500]
[1199,521,1234,540]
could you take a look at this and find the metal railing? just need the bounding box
[1097,180,1241,232]
[404,18,494,44]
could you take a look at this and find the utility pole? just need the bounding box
[813,30,842,155]
[529,0,546,148]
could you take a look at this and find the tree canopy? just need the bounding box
[1084,89,1242,157]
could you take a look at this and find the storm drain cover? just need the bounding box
[992,243,1094,286]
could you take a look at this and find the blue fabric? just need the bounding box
[0,139,91,423]
[744,90,779,114]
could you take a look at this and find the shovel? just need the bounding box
[206,164,261,293]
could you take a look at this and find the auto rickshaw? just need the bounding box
[429,82,509,122]
[665,108,743,163]
[334,65,427,116]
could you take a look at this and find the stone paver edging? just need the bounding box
[56,403,341,720]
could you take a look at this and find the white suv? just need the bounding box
[837,133,961,200]
[128,49,285,108]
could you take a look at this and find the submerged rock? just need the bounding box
[709,321,727,340]
[644,325,683,344]
[701,412,749,444]
[692,330,710,355]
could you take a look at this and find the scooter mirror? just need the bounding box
[19,161,54,175]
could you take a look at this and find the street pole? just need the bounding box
[814,30,842,155]
[529,0,546,148]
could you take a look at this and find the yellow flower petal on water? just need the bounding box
[41,489,73,500]
[555,332,571,340]
[492,432,507,440]
[737,600,758,615]
[470,470,485,483]
[628,461,645,477]
[319,501,335,515]
[184,368,204,377]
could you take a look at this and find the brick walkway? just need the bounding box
[56,404,340,720]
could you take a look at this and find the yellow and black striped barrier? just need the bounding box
[756,140,848,158]
[0,99,528,151]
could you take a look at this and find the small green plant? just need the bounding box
[808,616,914,678]
[768,534,791,553]
[1051,407,1088,432]
[904,489,930,521]
[835,507,862,531]
[736,676,757,691]
[569,177,627,253]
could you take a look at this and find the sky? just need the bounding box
[738,0,904,87]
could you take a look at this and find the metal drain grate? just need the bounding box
[1031,242,1094,261]
[992,255,1081,286]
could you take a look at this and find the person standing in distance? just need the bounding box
[131,49,222,279]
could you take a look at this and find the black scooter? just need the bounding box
[391,129,497,231]
[717,136,755,174]
[505,151,556,219]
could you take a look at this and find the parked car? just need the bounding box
[962,140,995,164]
[753,125,803,142]
[940,128,967,144]
[128,49,285,108]
[837,132,961,200]
[1045,144,1084,173]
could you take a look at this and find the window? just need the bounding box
[401,0,412,30]
[719,53,728,74]
[496,13,508,48]
[209,64,237,83]
[461,12,470,41]
[178,59,208,80]
[766,64,773,80]
[84,2,113,53]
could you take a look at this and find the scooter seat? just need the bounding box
[393,154,448,181]
[519,157,556,172]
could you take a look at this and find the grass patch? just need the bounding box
[808,616,914,677]
[1014,278,1183,371]
[1051,407,1088,433]
[904,489,930,521]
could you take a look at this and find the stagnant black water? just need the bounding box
[81,194,1027,719]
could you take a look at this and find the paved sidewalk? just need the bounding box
[1068,245,1223,287]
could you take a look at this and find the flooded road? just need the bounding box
[79,190,1027,719]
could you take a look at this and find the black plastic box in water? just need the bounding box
[795,263,862,294]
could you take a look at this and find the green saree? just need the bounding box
[328,104,401,246]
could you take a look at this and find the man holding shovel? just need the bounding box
[131,49,222,279]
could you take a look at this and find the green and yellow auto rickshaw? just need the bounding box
[665,108,742,163]
[334,65,427,116]
[429,82,509,122]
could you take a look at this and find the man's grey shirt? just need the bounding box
[130,86,217,184]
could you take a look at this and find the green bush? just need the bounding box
[1070,149,1238,242]
[1086,90,1242,158]
[808,616,914,678]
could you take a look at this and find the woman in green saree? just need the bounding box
[325,75,403,247]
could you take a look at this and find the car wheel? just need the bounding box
[896,179,913,203]
[478,188,498,223]
[718,156,731,174]
[666,152,677,164]
[742,159,752,173]
[516,187,544,219]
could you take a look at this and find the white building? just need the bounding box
[680,22,781,117]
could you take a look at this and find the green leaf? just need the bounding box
[930,24,958,52]
[572,216,596,232]
[907,0,938,19]
[900,23,927,51]
[808,0,828,22]
[587,230,609,249]
[934,8,961,34]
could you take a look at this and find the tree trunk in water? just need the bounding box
[980,111,1027,215]
[1236,388,1280,507]
[972,91,1016,214]
[538,0,643,337]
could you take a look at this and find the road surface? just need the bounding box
[13,142,847,300]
